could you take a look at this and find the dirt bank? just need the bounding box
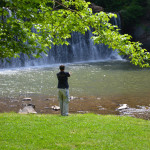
[0,95,150,120]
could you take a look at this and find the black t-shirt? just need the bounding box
[57,71,70,89]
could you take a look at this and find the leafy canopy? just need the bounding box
[0,0,150,67]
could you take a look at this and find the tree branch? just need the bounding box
[54,0,75,12]
[54,0,82,17]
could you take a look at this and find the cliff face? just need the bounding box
[132,9,150,51]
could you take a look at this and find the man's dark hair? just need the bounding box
[59,65,65,71]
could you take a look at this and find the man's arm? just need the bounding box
[68,72,71,77]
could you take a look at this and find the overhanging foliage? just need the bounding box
[0,0,150,67]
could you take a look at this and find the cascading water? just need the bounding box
[0,10,123,68]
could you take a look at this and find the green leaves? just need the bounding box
[0,0,149,67]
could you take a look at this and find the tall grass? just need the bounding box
[0,113,150,150]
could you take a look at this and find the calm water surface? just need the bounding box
[0,61,150,101]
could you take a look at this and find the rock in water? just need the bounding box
[117,104,129,110]
[22,98,32,101]
[19,106,37,114]
[51,105,60,111]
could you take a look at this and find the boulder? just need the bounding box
[117,105,150,119]
[19,104,37,114]
[51,105,60,111]
[117,104,129,110]
[70,96,78,100]
[22,98,32,101]
[22,98,33,105]
[89,3,104,13]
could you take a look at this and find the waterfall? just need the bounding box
[0,11,122,68]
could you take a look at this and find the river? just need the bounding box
[0,60,150,115]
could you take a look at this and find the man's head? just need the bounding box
[59,65,65,71]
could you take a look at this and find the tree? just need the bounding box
[0,0,150,67]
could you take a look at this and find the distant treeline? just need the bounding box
[88,0,147,11]
[87,0,149,32]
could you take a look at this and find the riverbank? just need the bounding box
[0,94,150,120]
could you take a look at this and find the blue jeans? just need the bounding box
[58,88,69,116]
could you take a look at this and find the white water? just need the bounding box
[1,9,123,68]
[1,31,123,68]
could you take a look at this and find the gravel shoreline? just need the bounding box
[0,95,150,120]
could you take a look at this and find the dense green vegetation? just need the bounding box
[0,113,150,150]
[0,0,150,67]
[88,0,147,31]
[88,0,146,12]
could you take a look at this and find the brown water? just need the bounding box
[0,61,150,115]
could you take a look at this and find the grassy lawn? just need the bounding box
[0,113,150,150]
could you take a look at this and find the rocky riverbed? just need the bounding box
[0,95,150,120]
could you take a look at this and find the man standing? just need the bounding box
[57,65,71,116]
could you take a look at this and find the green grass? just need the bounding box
[0,113,150,150]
